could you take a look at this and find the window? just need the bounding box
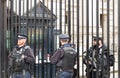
[100,14,103,28]
[65,12,68,24]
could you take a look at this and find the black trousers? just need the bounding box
[86,70,110,78]
[72,69,77,78]
[86,70,96,78]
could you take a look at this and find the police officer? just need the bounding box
[50,34,77,78]
[8,33,35,78]
[83,36,111,78]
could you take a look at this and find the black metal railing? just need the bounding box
[0,0,118,78]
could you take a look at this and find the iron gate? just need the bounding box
[0,0,119,78]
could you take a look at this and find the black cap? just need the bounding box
[17,33,28,39]
[59,34,69,39]
[93,36,102,41]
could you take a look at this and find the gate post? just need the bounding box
[0,0,6,78]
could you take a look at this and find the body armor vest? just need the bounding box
[12,46,29,72]
[62,47,77,72]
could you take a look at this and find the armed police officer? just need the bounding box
[8,33,35,78]
[83,36,114,78]
[50,34,77,78]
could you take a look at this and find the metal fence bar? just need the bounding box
[59,0,62,34]
[0,0,5,78]
[76,0,80,78]
[86,0,90,77]
[37,15,40,78]
[41,0,45,78]
[10,0,14,48]
[26,0,29,38]
[107,0,110,77]
[50,0,54,78]
[112,0,115,78]
[33,0,37,77]
[0,0,118,78]
[72,0,75,43]
[81,0,85,77]
[96,0,99,78]
[68,0,71,36]
[0,1,1,76]
[64,0,67,34]
[18,0,21,32]
[118,0,120,77]
[101,0,105,78]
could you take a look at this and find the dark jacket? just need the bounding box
[50,46,64,66]
[50,44,74,65]
[8,45,35,72]
[83,44,108,66]
[83,44,114,78]
[50,44,77,72]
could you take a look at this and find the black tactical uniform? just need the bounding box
[8,33,35,78]
[83,36,114,78]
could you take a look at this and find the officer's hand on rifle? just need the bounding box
[16,55,26,62]
[21,55,25,59]
[21,55,27,60]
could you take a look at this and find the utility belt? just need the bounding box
[56,67,63,73]
[14,71,23,74]
[13,69,25,73]
[56,67,74,73]
[13,69,27,74]
[12,66,29,72]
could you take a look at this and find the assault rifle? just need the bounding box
[83,47,97,69]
